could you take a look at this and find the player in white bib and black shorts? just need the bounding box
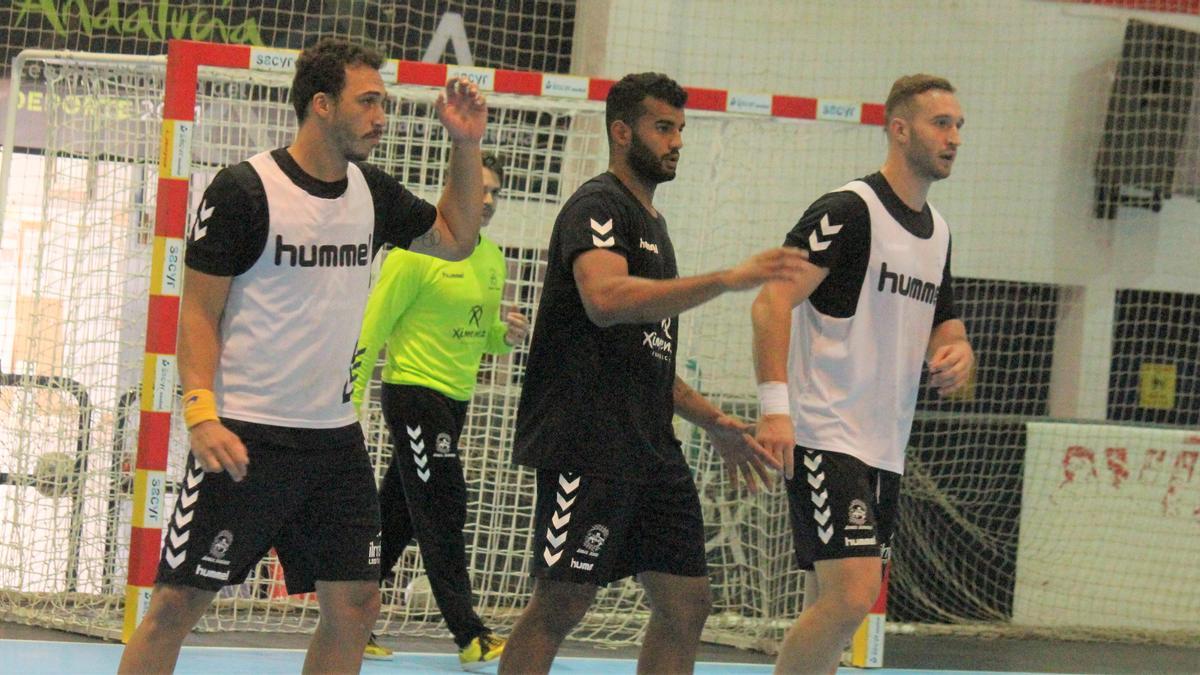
[499,72,809,675]
[119,38,489,674]
[751,74,975,674]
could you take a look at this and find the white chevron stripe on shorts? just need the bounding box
[164,461,205,569]
[806,449,833,544]
[543,472,579,567]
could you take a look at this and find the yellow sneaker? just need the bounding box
[364,633,394,661]
[458,632,505,671]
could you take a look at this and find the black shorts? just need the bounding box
[784,446,900,570]
[530,463,707,586]
[155,419,382,594]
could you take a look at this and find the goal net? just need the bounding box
[2,39,1197,652]
[0,43,881,648]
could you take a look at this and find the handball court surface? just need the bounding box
[3,621,1198,674]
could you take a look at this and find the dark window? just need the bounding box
[1108,289,1199,426]
[917,278,1060,416]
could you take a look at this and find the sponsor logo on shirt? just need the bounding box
[273,234,373,268]
[639,238,659,254]
[452,305,489,340]
[642,318,674,362]
[877,261,938,305]
[451,327,489,339]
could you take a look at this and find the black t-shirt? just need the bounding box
[785,172,957,325]
[513,172,684,480]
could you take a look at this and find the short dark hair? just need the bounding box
[884,74,955,125]
[482,152,505,183]
[290,37,384,123]
[605,72,688,142]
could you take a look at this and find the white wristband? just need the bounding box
[757,381,790,416]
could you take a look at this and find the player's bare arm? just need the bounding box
[672,376,780,493]
[178,269,249,481]
[926,318,973,397]
[413,76,489,261]
[750,264,829,479]
[573,246,808,328]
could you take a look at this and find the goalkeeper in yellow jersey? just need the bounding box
[351,153,528,670]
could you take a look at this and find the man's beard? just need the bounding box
[628,132,676,184]
[907,140,949,181]
[342,136,372,162]
[333,120,373,162]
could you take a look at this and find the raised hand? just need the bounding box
[435,76,487,144]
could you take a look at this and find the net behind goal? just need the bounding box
[2,43,1196,652]
[0,44,879,648]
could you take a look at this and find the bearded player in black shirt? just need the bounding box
[500,72,810,674]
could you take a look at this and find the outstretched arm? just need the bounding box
[573,246,809,327]
[411,77,488,261]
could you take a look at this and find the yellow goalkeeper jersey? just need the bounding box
[351,235,511,410]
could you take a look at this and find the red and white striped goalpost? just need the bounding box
[123,37,886,644]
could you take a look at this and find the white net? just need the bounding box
[4,0,1200,651]
[593,0,1200,648]
[188,61,888,649]
[1,54,164,637]
[0,51,878,648]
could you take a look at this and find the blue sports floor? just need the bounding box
[0,638,1046,675]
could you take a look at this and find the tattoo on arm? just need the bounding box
[416,227,442,249]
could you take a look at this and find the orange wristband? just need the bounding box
[182,389,219,429]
